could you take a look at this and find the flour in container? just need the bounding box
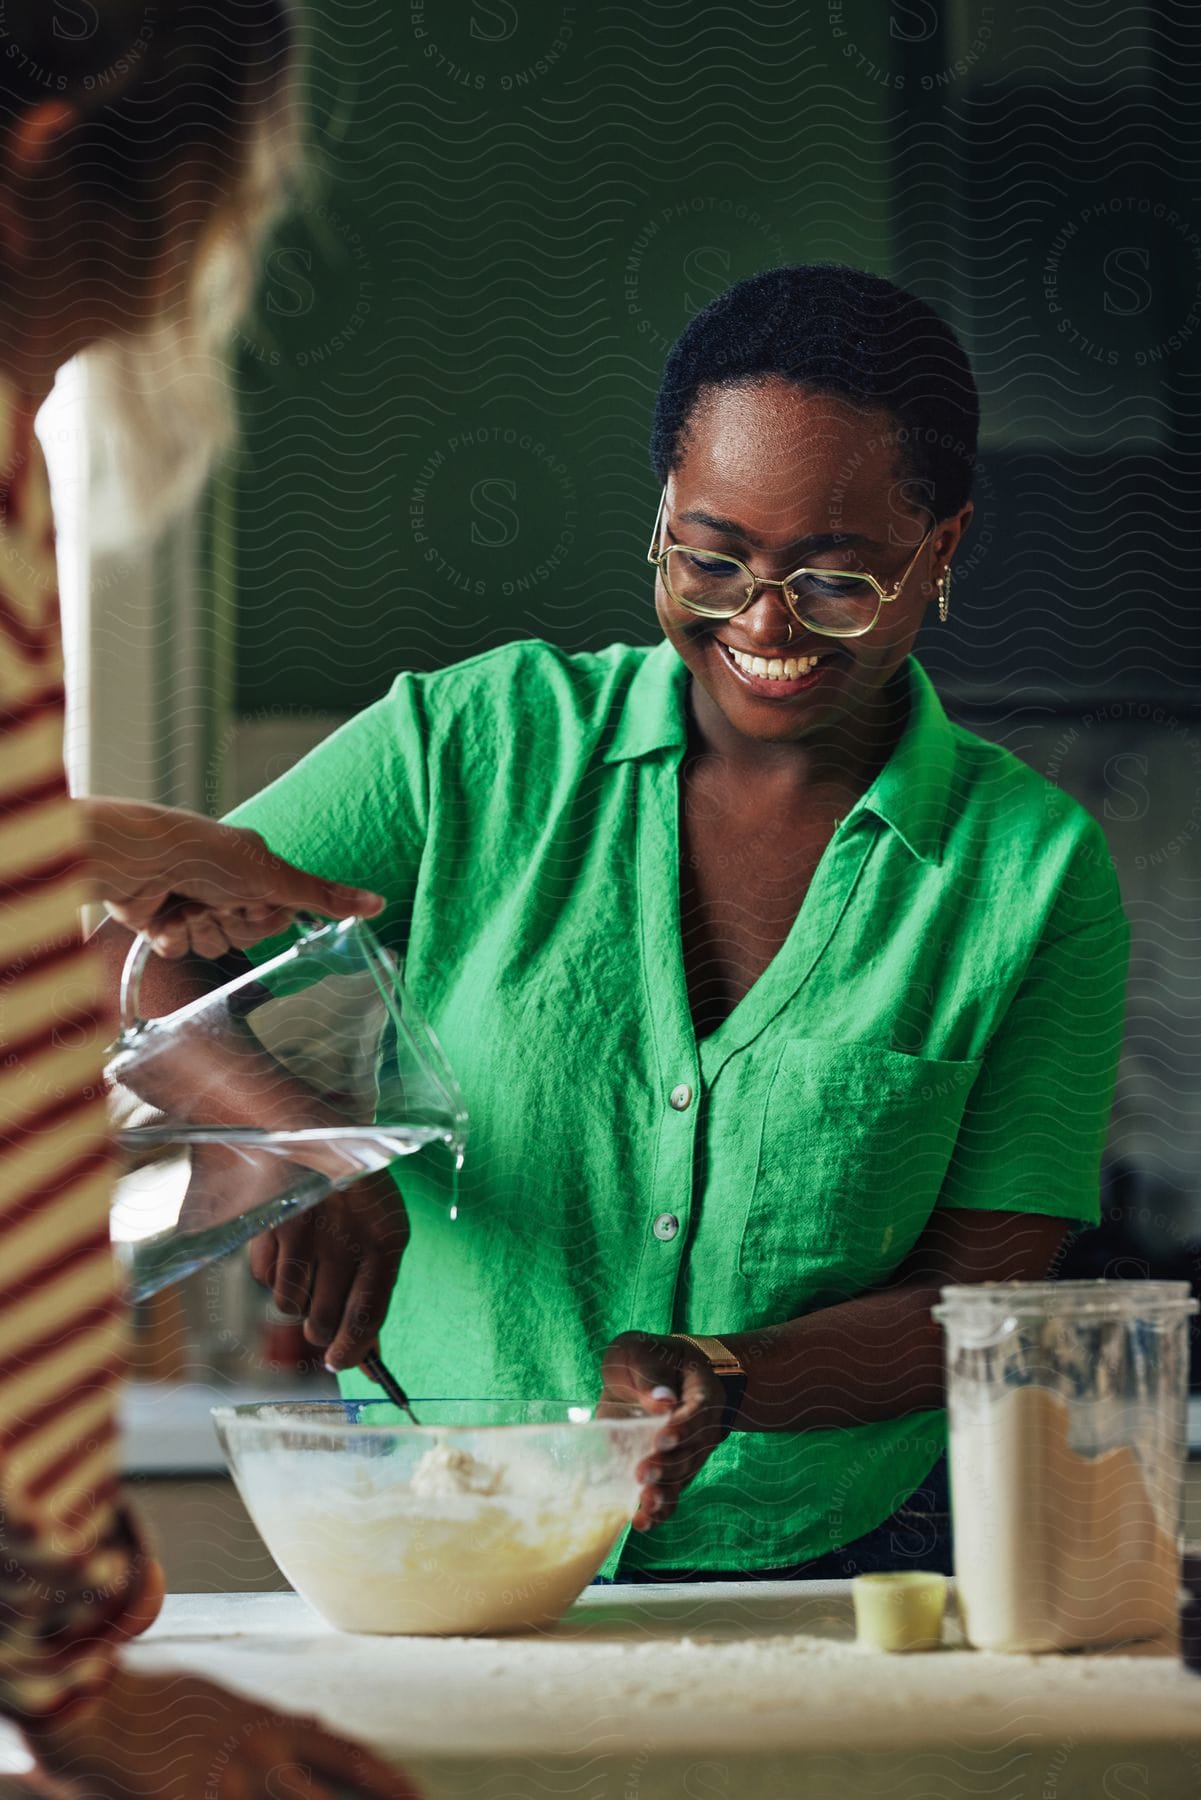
[951,1384,1179,1653]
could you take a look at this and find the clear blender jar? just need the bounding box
[932,1280,1197,1653]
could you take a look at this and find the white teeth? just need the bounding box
[727,646,820,680]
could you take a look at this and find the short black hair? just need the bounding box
[650,262,980,520]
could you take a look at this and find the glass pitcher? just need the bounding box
[933,1279,1197,1653]
[106,916,468,1300]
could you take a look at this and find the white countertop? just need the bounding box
[3,1585,1196,1799]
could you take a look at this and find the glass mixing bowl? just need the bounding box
[212,1399,662,1636]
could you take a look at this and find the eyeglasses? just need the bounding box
[646,485,935,639]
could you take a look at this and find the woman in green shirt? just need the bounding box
[104,263,1128,1582]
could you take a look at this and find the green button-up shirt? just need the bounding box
[228,638,1128,1574]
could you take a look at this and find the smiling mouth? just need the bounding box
[718,641,839,682]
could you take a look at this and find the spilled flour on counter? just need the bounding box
[241,1438,631,1637]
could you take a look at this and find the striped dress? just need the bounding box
[0,376,144,1730]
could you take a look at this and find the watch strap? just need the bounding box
[670,1333,747,1436]
[671,1332,742,1375]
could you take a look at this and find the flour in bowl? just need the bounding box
[410,1443,505,1500]
[239,1436,633,1637]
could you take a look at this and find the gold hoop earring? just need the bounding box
[937,569,952,623]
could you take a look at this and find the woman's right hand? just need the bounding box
[28,1668,420,1800]
[249,1171,411,1373]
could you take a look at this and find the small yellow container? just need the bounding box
[852,1571,947,1652]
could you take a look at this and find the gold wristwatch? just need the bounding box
[670,1333,748,1436]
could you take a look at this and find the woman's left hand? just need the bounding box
[600,1331,730,1530]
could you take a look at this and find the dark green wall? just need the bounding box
[228,2,1201,718]
[228,1,898,713]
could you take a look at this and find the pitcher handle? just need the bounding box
[120,910,328,1036]
[119,932,156,1036]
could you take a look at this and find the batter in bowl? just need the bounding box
[244,1440,632,1636]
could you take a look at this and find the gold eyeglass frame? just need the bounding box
[646,485,936,639]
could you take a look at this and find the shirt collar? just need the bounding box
[602,638,689,763]
[605,642,954,865]
[846,654,955,865]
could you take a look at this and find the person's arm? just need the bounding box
[606,819,1131,1528]
[82,797,384,956]
[25,1668,419,1800]
[606,1207,1070,1528]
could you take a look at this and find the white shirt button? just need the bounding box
[669,1083,693,1111]
[653,1213,680,1241]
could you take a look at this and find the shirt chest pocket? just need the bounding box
[737,1038,983,1310]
